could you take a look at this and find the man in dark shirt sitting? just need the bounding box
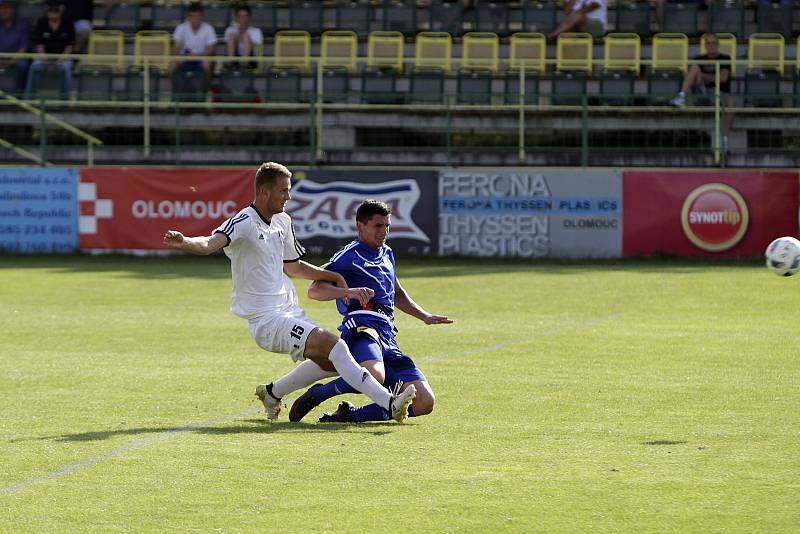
[0,0,30,92]
[24,0,73,98]
[671,33,737,152]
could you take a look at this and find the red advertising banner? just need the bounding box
[623,170,799,257]
[79,168,253,250]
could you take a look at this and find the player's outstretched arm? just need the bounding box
[284,260,346,286]
[395,278,454,325]
[163,230,227,255]
[308,280,374,307]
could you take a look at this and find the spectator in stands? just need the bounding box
[224,4,262,69]
[24,0,73,98]
[63,0,111,54]
[0,0,30,92]
[171,1,216,76]
[670,32,736,152]
[547,0,607,41]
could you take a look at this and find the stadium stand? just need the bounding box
[77,65,114,101]
[87,30,125,73]
[457,68,493,104]
[652,32,689,72]
[504,69,540,104]
[462,32,500,72]
[415,31,452,72]
[133,30,170,71]
[336,0,372,38]
[2,0,800,166]
[747,32,785,75]
[615,1,651,38]
[367,31,405,73]
[274,30,312,72]
[556,32,593,73]
[604,32,641,74]
[320,30,359,72]
[509,32,547,74]
[99,3,140,34]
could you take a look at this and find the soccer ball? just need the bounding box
[765,237,800,277]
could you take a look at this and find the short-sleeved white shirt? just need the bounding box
[223,25,263,56]
[214,204,306,320]
[173,21,218,55]
[572,0,607,31]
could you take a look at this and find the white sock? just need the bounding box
[328,339,392,410]
[271,360,337,398]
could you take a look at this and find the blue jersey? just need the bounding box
[323,239,396,318]
[323,239,425,383]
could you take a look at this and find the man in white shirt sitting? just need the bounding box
[547,0,607,41]
[224,3,262,69]
[171,1,217,75]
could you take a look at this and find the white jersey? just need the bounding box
[214,204,306,320]
[173,21,218,55]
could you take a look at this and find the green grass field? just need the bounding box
[1,254,798,532]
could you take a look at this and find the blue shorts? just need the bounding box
[339,313,426,385]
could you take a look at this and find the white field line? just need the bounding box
[1,312,621,497]
[0,406,260,497]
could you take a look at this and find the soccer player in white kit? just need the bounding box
[163,162,416,423]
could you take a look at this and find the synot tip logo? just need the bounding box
[680,183,749,252]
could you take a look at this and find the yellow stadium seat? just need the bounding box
[320,30,358,73]
[747,33,784,75]
[462,32,499,72]
[652,32,689,72]
[274,30,312,73]
[509,32,546,74]
[700,32,738,75]
[556,32,593,73]
[134,30,170,71]
[415,32,452,72]
[87,30,124,73]
[603,33,640,74]
[367,31,405,73]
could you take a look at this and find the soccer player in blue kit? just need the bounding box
[288,199,453,423]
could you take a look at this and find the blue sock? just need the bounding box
[347,403,391,422]
[408,405,416,417]
[314,377,357,403]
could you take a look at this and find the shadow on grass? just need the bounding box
[17,419,398,442]
[0,252,763,280]
[642,440,688,446]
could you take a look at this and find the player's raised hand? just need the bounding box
[347,287,375,307]
[163,230,185,248]
[423,314,453,325]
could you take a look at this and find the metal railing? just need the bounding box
[0,52,797,167]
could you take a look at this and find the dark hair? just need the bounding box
[186,1,203,14]
[704,32,718,43]
[254,162,291,193]
[234,3,251,15]
[356,199,391,224]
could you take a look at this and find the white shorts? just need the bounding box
[248,307,318,362]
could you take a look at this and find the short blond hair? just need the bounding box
[254,162,291,194]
